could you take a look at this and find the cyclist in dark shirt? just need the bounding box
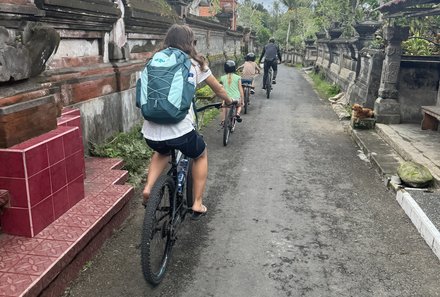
[258,37,282,89]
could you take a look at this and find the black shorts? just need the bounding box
[241,78,253,84]
[145,130,206,159]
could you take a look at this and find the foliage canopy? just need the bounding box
[237,0,439,56]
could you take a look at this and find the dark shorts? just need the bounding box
[241,78,253,84]
[145,130,206,159]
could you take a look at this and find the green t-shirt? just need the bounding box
[220,73,241,100]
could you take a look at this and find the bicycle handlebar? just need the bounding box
[195,102,223,113]
[195,100,239,113]
[224,100,239,107]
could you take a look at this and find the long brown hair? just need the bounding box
[159,24,206,70]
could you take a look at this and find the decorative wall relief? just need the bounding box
[0,24,60,82]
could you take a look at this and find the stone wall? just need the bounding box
[399,57,440,123]
[282,50,304,65]
[345,49,384,108]
[312,29,439,125]
[0,0,251,151]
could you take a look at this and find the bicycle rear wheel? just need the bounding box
[244,87,249,114]
[223,109,231,146]
[266,73,272,99]
[141,175,175,286]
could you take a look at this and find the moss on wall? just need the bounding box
[127,0,176,18]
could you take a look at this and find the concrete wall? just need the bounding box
[0,1,255,152]
[70,27,244,151]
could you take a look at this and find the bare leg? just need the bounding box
[222,107,228,123]
[237,105,242,116]
[191,150,208,213]
[143,152,170,202]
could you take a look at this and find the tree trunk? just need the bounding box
[286,20,291,50]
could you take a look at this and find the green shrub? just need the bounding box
[403,38,434,56]
[309,72,341,98]
[194,97,221,130]
[90,124,153,185]
[196,85,215,98]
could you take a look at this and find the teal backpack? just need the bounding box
[136,47,196,124]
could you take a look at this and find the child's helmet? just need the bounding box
[245,52,256,61]
[224,60,236,73]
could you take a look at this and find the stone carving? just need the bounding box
[383,61,400,83]
[0,23,59,82]
[385,46,402,57]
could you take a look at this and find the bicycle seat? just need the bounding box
[241,83,254,89]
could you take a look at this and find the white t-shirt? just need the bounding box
[141,60,212,141]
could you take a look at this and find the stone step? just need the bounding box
[0,157,134,297]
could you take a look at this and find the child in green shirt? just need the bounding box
[220,60,244,125]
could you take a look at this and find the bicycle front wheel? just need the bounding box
[141,175,175,286]
[223,110,231,146]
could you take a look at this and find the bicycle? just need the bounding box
[141,101,222,286]
[223,101,240,146]
[241,83,254,115]
[265,67,273,99]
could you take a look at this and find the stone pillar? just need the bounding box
[374,25,409,124]
[304,39,317,66]
[353,21,382,50]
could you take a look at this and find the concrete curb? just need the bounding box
[347,124,403,178]
[300,70,440,262]
[342,115,440,263]
[396,190,440,261]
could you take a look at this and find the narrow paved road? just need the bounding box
[65,65,440,297]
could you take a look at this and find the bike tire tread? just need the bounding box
[141,175,175,286]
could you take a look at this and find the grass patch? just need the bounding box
[89,124,153,186]
[195,98,221,130]
[309,72,341,99]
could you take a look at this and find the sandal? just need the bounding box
[191,205,207,221]
[235,114,242,123]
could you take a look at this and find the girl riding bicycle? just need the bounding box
[220,60,244,125]
[142,24,235,219]
[237,52,260,94]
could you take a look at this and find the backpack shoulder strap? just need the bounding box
[190,60,198,84]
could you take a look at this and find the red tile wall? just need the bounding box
[0,109,85,237]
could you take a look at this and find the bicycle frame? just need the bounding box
[223,102,237,146]
[168,102,223,232]
[167,151,187,233]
